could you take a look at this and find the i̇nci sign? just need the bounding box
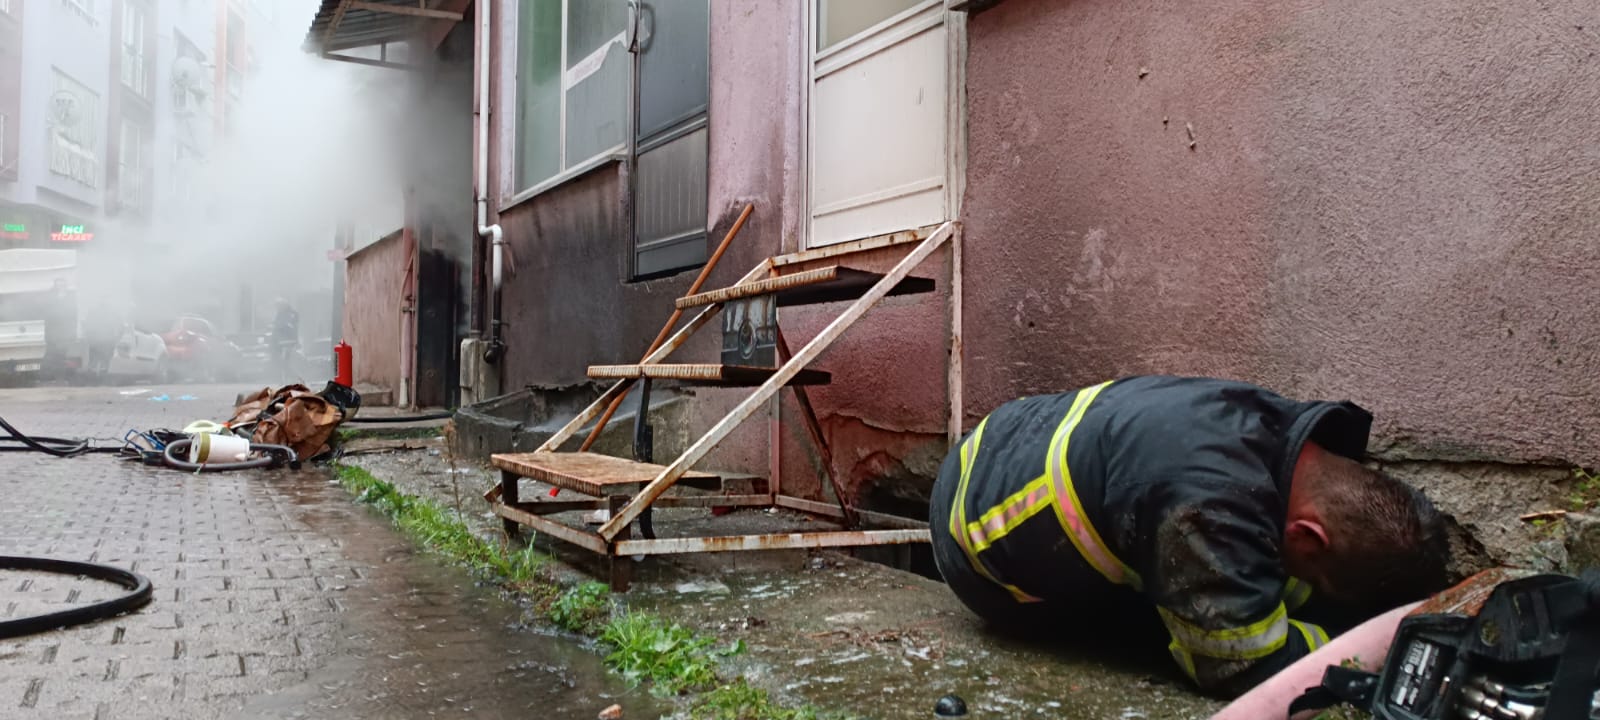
[50,224,93,242]
[0,223,26,241]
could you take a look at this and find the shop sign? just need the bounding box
[50,224,93,242]
[0,223,26,241]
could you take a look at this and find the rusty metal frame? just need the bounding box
[489,223,954,587]
[614,530,929,556]
[597,223,954,541]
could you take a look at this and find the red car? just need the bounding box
[160,315,242,382]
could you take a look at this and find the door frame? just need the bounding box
[800,0,966,252]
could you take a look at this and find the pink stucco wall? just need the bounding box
[963,0,1600,467]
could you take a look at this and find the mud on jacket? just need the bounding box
[943,375,1372,696]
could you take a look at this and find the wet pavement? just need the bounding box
[355,450,1228,720]
[0,385,661,719]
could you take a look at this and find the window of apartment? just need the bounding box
[47,69,100,188]
[0,0,12,16]
[118,119,149,210]
[514,0,629,193]
[62,0,96,22]
[121,2,149,96]
[0,113,8,171]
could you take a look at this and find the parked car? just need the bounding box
[160,315,242,382]
[102,326,170,383]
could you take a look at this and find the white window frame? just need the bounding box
[118,119,148,210]
[62,0,96,23]
[121,2,148,96]
[800,0,967,251]
[508,0,630,205]
[0,0,13,16]
[48,69,100,188]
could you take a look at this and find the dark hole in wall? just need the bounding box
[850,480,940,581]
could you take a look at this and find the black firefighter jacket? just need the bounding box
[941,375,1373,695]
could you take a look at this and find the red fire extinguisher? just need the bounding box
[335,339,353,387]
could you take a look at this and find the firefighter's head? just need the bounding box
[1283,443,1452,614]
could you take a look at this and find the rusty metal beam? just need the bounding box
[598,223,955,541]
[533,260,773,454]
[777,328,855,528]
[612,529,930,556]
[493,502,609,554]
[773,496,929,530]
[652,494,773,509]
[321,0,354,50]
[319,52,422,71]
[506,499,607,514]
[350,0,463,20]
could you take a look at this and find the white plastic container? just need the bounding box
[190,432,251,464]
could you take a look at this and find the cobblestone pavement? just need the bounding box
[0,385,660,720]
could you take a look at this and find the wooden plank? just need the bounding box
[350,0,464,19]
[493,502,610,554]
[533,261,772,454]
[598,223,955,541]
[612,529,930,556]
[675,267,839,309]
[948,223,963,445]
[586,364,832,387]
[679,267,934,309]
[770,224,939,267]
[319,52,422,71]
[321,0,354,49]
[774,496,929,530]
[493,451,719,496]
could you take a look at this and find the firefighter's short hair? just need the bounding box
[1310,457,1452,613]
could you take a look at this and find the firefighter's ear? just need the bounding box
[1284,519,1331,560]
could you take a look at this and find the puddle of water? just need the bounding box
[241,472,668,720]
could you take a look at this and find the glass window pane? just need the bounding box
[637,0,708,141]
[564,44,627,164]
[566,0,625,67]
[817,0,920,51]
[516,0,562,188]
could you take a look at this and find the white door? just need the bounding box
[808,0,957,247]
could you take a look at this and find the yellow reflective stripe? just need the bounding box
[1159,603,1290,661]
[1284,577,1313,611]
[1290,619,1330,651]
[1167,638,1198,681]
[1046,381,1141,589]
[966,477,1053,553]
[948,418,1041,604]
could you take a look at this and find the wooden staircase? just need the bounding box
[486,222,955,590]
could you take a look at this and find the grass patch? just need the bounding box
[334,462,828,720]
[1568,468,1600,512]
[334,463,541,584]
[549,581,612,634]
[600,611,739,696]
[693,679,838,720]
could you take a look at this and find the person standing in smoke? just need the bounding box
[269,297,299,381]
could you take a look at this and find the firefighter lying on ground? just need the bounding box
[928,375,1453,698]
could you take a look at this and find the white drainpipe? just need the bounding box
[475,0,505,359]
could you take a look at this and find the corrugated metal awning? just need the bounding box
[302,0,465,55]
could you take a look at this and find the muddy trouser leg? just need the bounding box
[927,455,1055,635]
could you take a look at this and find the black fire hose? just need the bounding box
[0,415,122,457]
[162,439,299,472]
[0,556,153,639]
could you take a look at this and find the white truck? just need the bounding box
[0,248,77,382]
